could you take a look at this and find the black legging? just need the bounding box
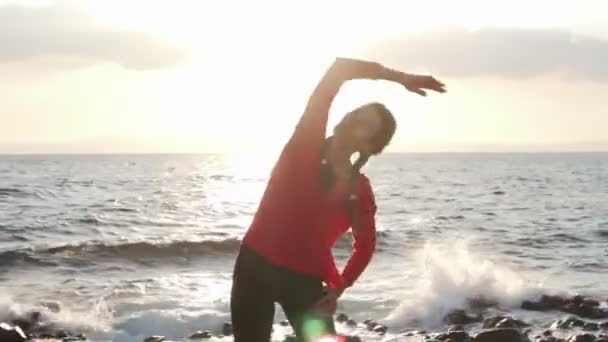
[230,245,336,342]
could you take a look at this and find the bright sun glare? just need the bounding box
[83,1,360,152]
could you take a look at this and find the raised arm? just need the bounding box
[291,57,446,153]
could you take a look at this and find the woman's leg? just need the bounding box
[230,246,277,342]
[276,270,336,341]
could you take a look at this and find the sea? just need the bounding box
[0,152,607,342]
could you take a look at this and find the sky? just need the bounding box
[1,0,607,153]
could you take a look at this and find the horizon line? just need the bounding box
[1,150,607,156]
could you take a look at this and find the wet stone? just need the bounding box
[188,330,212,339]
[143,336,166,342]
[336,313,349,323]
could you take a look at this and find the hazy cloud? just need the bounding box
[0,2,184,69]
[372,28,608,81]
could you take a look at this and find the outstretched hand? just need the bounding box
[327,57,447,97]
[402,74,446,96]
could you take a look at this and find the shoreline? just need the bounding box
[2,293,608,342]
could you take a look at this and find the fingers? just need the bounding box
[431,77,447,93]
[432,76,445,87]
[434,85,447,93]
[421,75,446,93]
[406,75,446,96]
[415,89,427,96]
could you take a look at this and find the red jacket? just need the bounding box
[242,63,377,289]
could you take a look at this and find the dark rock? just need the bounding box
[523,295,568,312]
[189,330,212,339]
[539,338,558,342]
[34,332,56,339]
[63,337,85,342]
[567,333,596,342]
[143,336,166,342]
[468,297,499,310]
[280,320,290,327]
[444,331,472,342]
[594,338,608,342]
[55,330,69,338]
[345,335,362,342]
[434,332,448,340]
[188,330,213,340]
[574,320,587,328]
[11,311,41,333]
[222,322,233,336]
[449,324,465,332]
[583,299,600,307]
[60,333,86,341]
[600,322,608,330]
[572,296,586,305]
[555,317,586,329]
[404,331,414,336]
[483,316,530,330]
[544,330,554,336]
[523,300,548,311]
[0,323,26,342]
[446,310,483,325]
[543,295,568,309]
[336,313,349,323]
[364,319,378,331]
[562,302,608,319]
[495,318,525,329]
[584,323,600,331]
[372,324,387,334]
[474,328,531,342]
[346,319,357,327]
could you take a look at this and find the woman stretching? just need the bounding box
[231,57,446,342]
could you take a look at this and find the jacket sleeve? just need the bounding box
[283,60,345,163]
[340,177,378,287]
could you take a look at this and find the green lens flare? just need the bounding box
[302,314,330,341]
[300,313,345,342]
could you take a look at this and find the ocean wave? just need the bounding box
[383,239,543,329]
[0,187,28,197]
[595,229,608,238]
[550,233,591,243]
[0,295,112,338]
[100,207,139,213]
[69,216,190,228]
[0,238,242,268]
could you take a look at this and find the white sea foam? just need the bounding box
[0,294,113,335]
[383,239,544,329]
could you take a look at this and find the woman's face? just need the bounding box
[335,106,383,154]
